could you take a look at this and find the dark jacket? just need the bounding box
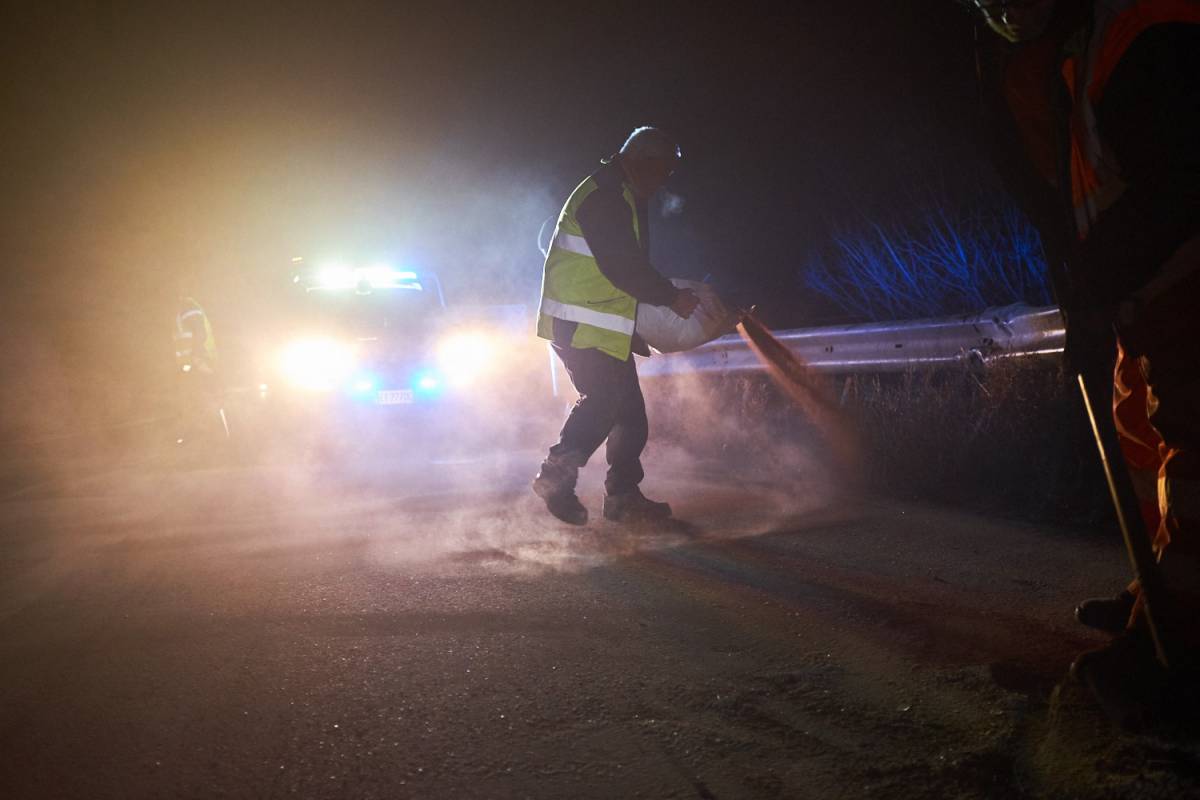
[975,0,1089,304]
[979,9,1200,310]
[1072,20,1200,307]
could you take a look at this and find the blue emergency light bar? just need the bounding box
[303,265,422,292]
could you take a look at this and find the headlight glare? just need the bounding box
[436,331,498,387]
[278,337,356,391]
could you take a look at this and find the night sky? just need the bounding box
[2,1,986,418]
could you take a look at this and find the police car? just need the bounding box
[243,259,549,453]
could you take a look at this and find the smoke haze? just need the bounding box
[2,2,974,538]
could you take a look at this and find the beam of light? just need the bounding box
[363,264,396,287]
[350,375,377,395]
[435,330,499,387]
[313,263,420,290]
[277,337,356,391]
[317,264,356,290]
[413,370,442,394]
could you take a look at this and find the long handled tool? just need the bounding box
[1076,369,1174,670]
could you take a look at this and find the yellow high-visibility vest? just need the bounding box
[537,174,641,361]
[175,302,217,367]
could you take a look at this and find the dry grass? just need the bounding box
[648,361,1112,527]
[840,361,1110,524]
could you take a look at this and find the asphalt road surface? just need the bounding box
[2,437,1197,799]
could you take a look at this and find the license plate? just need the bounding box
[375,389,414,405]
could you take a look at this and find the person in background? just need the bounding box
[964,0,1200,718]
[174,295,224,445]
[532,127,700,526]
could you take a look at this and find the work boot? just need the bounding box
[1075,589,1136,634]
[602,488,672,523]
[532,456,588,526]
[1069,626,1166,730]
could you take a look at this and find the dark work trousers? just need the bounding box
[548,342,648,496]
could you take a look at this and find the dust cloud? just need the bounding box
[2,3,828,572]
[2,351,838,585]
[1,4,575,473]
[737,314,861,477]
[641,368,838,530]
[214,363,837,576]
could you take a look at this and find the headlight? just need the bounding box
[436,331,499,387]
[277,337,356,391]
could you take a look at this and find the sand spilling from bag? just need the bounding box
[738,313,861,476]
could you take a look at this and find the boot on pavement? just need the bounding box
[1075,589,1136,634]
[602,488,672,523]
[532,455,588,526]
[1069,625,1166,730]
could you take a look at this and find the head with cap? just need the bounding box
[964,0,1058,43]
[612,126,681,199]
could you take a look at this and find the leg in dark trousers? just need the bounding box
[545,342,671,523]
[549,343,647,492]
[532,343,644,525]
[602,371,648,496]
[534,324,670,524]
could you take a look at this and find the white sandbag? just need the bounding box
[635,279,735,354]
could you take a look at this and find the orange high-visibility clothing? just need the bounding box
[1062,0,1200,238]
[1064,0,1200,639]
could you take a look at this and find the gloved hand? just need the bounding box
[669,288,700,319]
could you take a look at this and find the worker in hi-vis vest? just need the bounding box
[173,295,225,446]
[532,127,700,525]
[174,296,218,374]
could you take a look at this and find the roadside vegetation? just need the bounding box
[840,362,1110,524]
[801,190,1052,321]
[650,364,1110,527]
[754,188,1113,523]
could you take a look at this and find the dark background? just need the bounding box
[1,1,989,436]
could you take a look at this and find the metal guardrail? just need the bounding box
[638,303,1066,378]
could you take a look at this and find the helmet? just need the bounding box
[960,0,1058,43]
[619,126,681,162]
[603,126,682,169]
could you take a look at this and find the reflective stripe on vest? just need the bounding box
[554,231,594,257]
[176,309,203,334]
[1063,0,1200,239]
[175,306,217,364]
[539,297,636,335]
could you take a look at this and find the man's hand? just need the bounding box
[669,288,701,319]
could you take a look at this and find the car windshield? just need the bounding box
[295,285,442,337]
